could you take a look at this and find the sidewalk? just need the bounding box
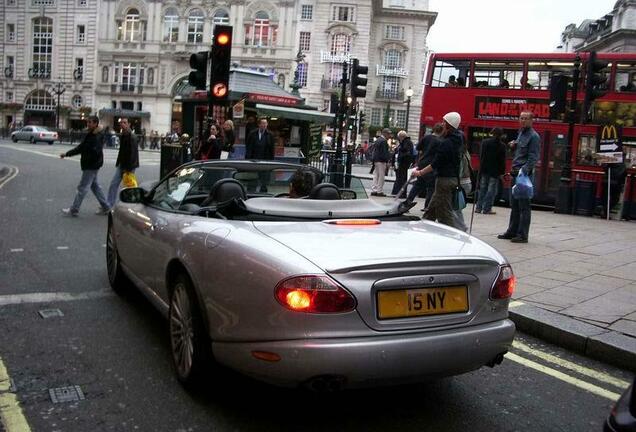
[359,164,636,371]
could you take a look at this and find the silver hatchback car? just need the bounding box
[107,160,516,390]
[11,125,58,144]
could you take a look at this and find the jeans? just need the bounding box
[505,175,532,239]
[107,166,135,208]
[71,169,109,213]
[372,162,386,193]
[476,174,499,212]
[423,177,457,228]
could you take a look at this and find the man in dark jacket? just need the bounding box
[245,118,275,192]
[60,115,110,216]
[476,127,506,214]
[391,130,414,198]
[411,112,463,228]
[371,128,391,196]
[106,117,139,209]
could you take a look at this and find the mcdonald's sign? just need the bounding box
[596,124,622,153]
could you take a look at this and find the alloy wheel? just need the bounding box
[106,226,118,285]
[170,282,194,380]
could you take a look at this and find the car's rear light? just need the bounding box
[490,265,516,300]
[324,219,381,226]
[275,275,356,313]
[40,133,45,138]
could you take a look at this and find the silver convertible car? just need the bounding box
[107,160,516,390]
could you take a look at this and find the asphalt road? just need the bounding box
[0,140,633,432]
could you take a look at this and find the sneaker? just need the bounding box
[510,236,528,243]
[475,209,482,214]
[483,210,497,215]
[61,208,78,217]
[398,201,417,213]
[95,207,110,215]
[497,233,514,239]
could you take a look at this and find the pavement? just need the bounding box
[354,164,636,371]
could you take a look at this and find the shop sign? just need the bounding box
[475,97,550,121]
[247,93,300,106]
[233,101,244,119]
[595,124,623,164]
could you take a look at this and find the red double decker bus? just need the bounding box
[420,52,636,217]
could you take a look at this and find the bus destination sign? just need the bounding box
[475,97,551,121]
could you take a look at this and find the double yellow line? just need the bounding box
[0,357,31,432]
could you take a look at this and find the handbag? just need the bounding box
[122,171,138,188]
[452,153,467,211]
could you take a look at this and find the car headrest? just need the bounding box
[308,183,341,200]
[201,178,246,206]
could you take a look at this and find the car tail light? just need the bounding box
[490,265,516,300]
[275,275,356,313]
[40,133,45,138]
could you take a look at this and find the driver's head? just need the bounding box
[289,169,314,198]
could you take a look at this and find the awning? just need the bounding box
[98,108,151,119]
[255,104,334,123]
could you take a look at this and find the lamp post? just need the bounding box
[289,49,306,97]
[405,87,414,132]
[50,81,66,130]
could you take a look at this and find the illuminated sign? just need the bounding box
[596,124,623,155]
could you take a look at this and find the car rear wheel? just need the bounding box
[106,222,129,293]
[169,274,213,389]
[11,136,17,143]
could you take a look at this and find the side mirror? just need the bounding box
[119,187,146,204]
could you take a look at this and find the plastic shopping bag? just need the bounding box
[512,171,533,199]
[122,171,138,188]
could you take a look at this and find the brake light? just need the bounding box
[490,265,516,300]
[324,219,381,226]
[40,133,45,138]
[275,275,356,313]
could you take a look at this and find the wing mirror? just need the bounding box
[119,187,147,203]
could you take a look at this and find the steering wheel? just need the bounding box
[274,192,291,198]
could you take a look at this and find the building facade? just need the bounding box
[1,0,99,129]
[557,0,636,53]
[1,0,437,137]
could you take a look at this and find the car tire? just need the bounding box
[11,136,17,143]
[106,221,130,294]
[48,141,54,145]
[169,274,213,389]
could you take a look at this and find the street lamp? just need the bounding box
[289,49,306,97]
[50,81,66,130]
[405,87,414,132]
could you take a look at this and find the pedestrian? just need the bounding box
[476,128,506,214]
[497,111,541,243]
[398,123,443,212]
[197,124,222,160]
[139,128,147,150]
[245,118,275,192]
[106,117,140,209]
[391,130,414,198]
[411,112,463,229]
[60,115,110,216]
[221,119,235,156]
[150,130,160,149]
[370,128,391,196]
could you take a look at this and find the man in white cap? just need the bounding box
[409,112,464,228]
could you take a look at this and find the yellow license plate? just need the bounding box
[377,286,468,319]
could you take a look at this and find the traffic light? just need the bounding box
[210,25,233,101]
[329,93,340,114]
[549,74,569,119]
[583,51,609,123]
[358,111,366,133]
[351,58,368,99]
[188,51,208,90]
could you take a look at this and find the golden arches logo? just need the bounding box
[601,125,618,141]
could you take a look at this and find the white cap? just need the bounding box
[442,112,461,129]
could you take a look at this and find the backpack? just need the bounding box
[459,150,475,191]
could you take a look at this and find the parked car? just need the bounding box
[605,376,636,432]
[107,160,516,391]
[11,125,58,144]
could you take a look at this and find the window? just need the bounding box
[119,8,142,42]
[32,17,53,79]
[245,11,277,47]
[78,0,86,5]
[332,6,354,22]
[576,135,599,166]
[330,33,351,54]
[7,0,16,5]
[385,49,401,69]
[326,63,342,87]
[470,61,523,89]
[137,102,143,111]
[299,32,311,52]
[75,58,84,80]
[396,110,407,129]
[389,0,404,6]
[430,60,470,87]
[7,24,15,42]
[381,76,401,99]
[121,63,137,92]
[150,167,203,210]
[526,60,577,90]
[383,107,396,126]
[121,101,134,110]
[32,0,54,5]
[6,91,14,102]
[385,25,404,40]
[371,108,381,126]
[301,5,313,20]
[24,90,55,111]
[213,9,229,25]
[187,9,204,43]
[163,8,179,43]
[147,68,154,85]
[615,62,636,92]
[6,56,14,78]
[72,95,82,109]
[102,66,109,83]
[77,25,85,43]
[277,73,285,88]
[297,63,308,87]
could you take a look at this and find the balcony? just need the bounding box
[321,78,340,91]
[110,84,144,94]
[375,88,404,101]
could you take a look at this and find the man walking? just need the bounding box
[411,112,463,228]
[370,128,391,197]
[245,118,275,192]
[60,115,110,216]
[476,128,507,214]
[391,130,414,198]
[107,117,139,209]
[498,112,541,243]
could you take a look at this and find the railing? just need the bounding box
[375,88,404,100]
[320,78,340,91]
[306,150,352,174]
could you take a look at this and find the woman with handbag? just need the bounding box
[221,120,235,159]
[197,124,222,160]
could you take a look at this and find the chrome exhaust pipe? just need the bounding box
[486,352,506,368]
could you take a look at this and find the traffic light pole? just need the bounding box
[555,55,581,214]
[334,61,348,186]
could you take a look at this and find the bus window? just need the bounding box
[470,61,523,89]
[526,60,576,90]
[430,60,470,87]
[467,127,517,157]
[615,63,636,92]
[576,135,599,166]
